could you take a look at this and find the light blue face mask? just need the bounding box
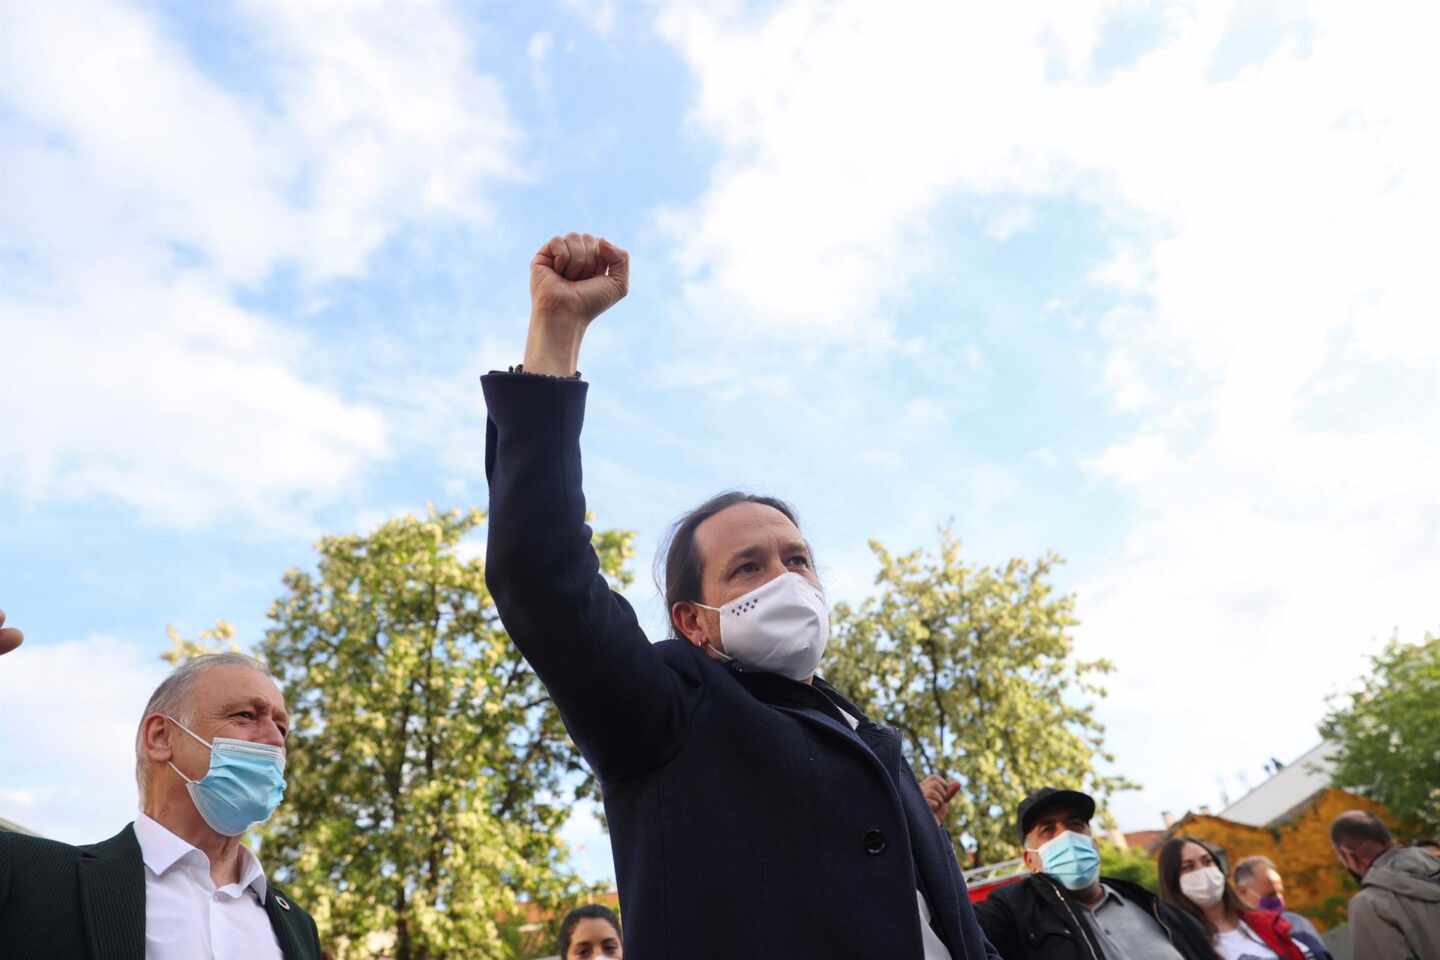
[1029,830,1101,890]
[166,715,287,837]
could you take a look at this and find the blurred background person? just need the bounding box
[556,904,622,960]
[1331,810,1440,959]
[1231,855,1323,945]
[975,787,1215,960]
[1159,837,1316,960]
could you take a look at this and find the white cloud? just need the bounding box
[528,31,555,95]
[0,0,522,529]
[657,0,1440,833]
[0,635,170,842]
[560,0,619,38]
[985,205,1037,242]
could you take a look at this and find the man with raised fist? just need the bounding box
[482,233,998,959]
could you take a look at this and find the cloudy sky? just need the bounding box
[2,0,1436,886]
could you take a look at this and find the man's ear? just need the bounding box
[141,714,176,765]
[1022,847,1043,874]
[671,601,707,648]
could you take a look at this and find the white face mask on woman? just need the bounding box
[693,572,829,681]
[1180,865,1227,907]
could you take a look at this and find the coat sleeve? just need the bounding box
[1347,891,1415,960]
[972,893,1019,960]
[482,372,697,779]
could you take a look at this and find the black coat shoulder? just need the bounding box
[0,829,86,891]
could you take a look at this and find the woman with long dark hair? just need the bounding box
[1157,837,1312,960]
[556,904,623,960]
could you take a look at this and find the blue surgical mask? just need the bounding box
[1029,830,1101,890]
[166,715,287,836]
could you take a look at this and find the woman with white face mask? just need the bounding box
[1158,838,1312,960]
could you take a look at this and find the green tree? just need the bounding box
[160,619,241,665]
[257,507,633,960]
[1098,841,1158,892]
[826,529,1134,865]
[1319,631,1440,834]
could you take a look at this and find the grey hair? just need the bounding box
[1232,854,1276,886]
[135,652,271,796]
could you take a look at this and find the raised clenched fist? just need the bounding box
[0,608,22,656]
[523,233,629,377]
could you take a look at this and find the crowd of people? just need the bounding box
[2,234,1439,959]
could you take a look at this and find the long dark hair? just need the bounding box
[1157,836,1249,937]
[655,490,802,638]
[556,904,621,958]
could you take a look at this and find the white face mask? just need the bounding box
[694,572,829,681]
[1180,865,1226,907]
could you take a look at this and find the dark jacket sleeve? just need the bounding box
[973,891,1021,960]
[482,372,696,779]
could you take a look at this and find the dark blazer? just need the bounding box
[0,824,321,960]
[974,873,1218,960]
[483,371,999,960]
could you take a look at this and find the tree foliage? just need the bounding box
[160,619,241,665]
[255,507,632,960]
[1319,630,1440,834]
[825,529,1134,864]
[1098,841,1158,893]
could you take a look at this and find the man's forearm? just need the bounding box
[522,310,585,377]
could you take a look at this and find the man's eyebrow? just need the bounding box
[218,697,289,724]
[723,544,767,568]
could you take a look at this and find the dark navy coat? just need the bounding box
[482,371,999,960]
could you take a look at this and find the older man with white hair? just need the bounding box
[0,647,322,959]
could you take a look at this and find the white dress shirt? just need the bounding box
[134,811,284,960]
[835,709,953,960]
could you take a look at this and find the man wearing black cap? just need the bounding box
[974,787,1215,960]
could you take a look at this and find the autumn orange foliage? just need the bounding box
[1165,788,1397,931]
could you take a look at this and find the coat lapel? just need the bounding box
[77,824,146,960]
[264,887,313,960]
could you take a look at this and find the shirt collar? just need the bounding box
[1090,883,1127,910]
[134,811,269,901]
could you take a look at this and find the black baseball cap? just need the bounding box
[1016,787,1097,844]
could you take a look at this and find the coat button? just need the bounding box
[863,829,887,855]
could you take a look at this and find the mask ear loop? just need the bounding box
[688,601,733,662]
[163,714,213,785]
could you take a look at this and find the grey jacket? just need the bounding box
[1349,845,1440,960]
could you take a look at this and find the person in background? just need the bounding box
[1231,854,1327,954]
[557,904,622,960]
[1159,837,1312,960]
[1330,810,1440,959]
[974,787,1216,960]
[0,652,322,959]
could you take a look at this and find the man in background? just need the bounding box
[0,652,322,959]
[975,787,1213,960]
[1232,854,1322,940]
[1331,810,1440,959]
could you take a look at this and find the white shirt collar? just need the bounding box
[134,811,269,901]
